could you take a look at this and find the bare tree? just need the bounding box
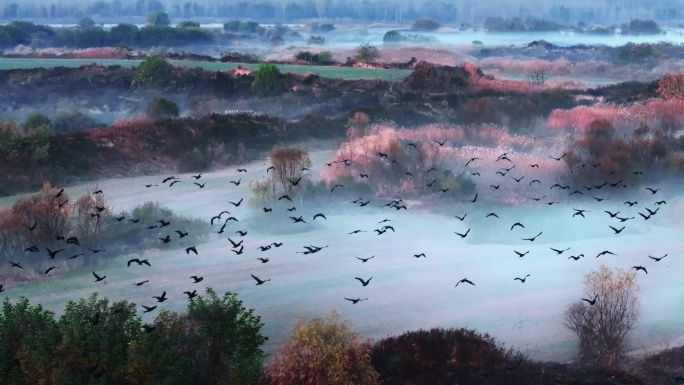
[563,265,640,368]
[269,146,312,194]
[527,68,546,86]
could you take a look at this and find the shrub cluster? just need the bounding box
[0,184,210,281]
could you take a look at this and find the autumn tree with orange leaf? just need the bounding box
[263,310,379,385]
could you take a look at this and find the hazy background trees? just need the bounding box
[4,0,684,25]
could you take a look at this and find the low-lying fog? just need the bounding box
[2,148,683,362]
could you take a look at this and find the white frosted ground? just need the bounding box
[2,150,683,362]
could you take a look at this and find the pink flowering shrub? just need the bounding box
[67,48,128,59]
[548,98,684,132]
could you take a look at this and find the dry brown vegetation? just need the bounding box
[263,310,379,385]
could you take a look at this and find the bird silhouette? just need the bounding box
[272,242,283,247]
[609,225,625,234]
[582,294,598,305]
[153,291,168,303]
[232,245,245,255]
[142,305,157,313]
[510,222,525,230]
[257,258,270,263]
[159,235,171,244]
[455,228,470,238]
[162,176,177,183]
[279,194,293,201]
[184,290,198,299]
[490,184,500,190]
[344,297,368,304]
[465,157,482,166]
[290,216,307,224]
[229,198,244,207]
[142,324,157,333]
[169,180,181,187]
[237,168,247,173]
[286,207,296,212]
[127,258,151,267]
[89,248,105,254]
[236,230,248,236]
[514,274,530,283]
[434,140,447,146]
[92,271,106,282]
[186,246,198,255]
[46,247,64,259]
[191,173,202,179]
[313,213,327,220]
[44,266,56,275]
[25,245,39,253]
[68,253,84,260]
[288,177,302,186]
[176,230,188,238]
[190,275,204,283]
[471,193,478,203]
[455,213,467,221]
[551,153,566,161]
[413,253,426,258]
[648,254,667,262]
[655,200,667,205]
[133,280,149,286]
[511,175,524,183]
[230,179,241,186]
[550,247,570,255]
[632,266,648,274]
[596,250,616,258]
[521,232,542,242]
[514,250,529,258]
[356,256,375,263]
[645,187,660,194]
[194,183,205,188]
[251,274,270,285]
[455,278,475,287]
[567,254,584,261]
[355,277,373,286]
[604,211,620,218]
[92,190,103,195]
[624,201,638,206]
[227,237,243,248]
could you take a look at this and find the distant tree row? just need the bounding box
[0,17,213,49]
[4,0,684,24]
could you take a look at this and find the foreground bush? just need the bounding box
[371,327,528,385]
[0,288,266,385]
[263,310,379,385]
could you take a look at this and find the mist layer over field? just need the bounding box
[3,149,682,362]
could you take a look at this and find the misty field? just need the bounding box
[0,58,411,81]
[2,149,682,362]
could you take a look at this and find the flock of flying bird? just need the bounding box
[1,140,673,344]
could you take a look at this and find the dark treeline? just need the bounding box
[0,20,213,49]
[4,0,684,25]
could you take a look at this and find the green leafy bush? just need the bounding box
[355,42,380,63]
[177,20,200,28]
[24,112,51,131]
[251,63,285,97]
[134,56,173,89]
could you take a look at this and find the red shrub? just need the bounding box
[657,72,684,99]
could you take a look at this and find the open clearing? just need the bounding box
[2,149,682,361]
